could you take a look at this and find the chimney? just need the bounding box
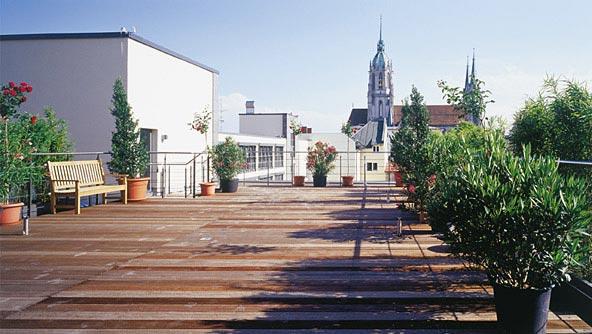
[246,100,255,114]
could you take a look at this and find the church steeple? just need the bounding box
[464,56,470,90]
[367,16,393,126]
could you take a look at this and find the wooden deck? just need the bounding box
[1,185,590,333]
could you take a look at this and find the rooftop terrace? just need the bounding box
[0,186,590,333]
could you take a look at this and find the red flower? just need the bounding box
[19,86,27,93]
[9,89,16,96]
[2,90,8,95]
[30,116,37,125]
[20,82,27,86]
[408,184,416,194]
[9,81,15,88]
[26,86,32,92]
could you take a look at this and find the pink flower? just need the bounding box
[8,82,15,88]
[9,89,16,96]
[26,86,32,92]
[408,184,416,194]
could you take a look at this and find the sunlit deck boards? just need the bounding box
[1,186,590,333]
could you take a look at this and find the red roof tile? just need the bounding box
[392,105,462,127]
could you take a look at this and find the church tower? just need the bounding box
[367,16,394,126]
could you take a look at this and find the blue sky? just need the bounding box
[2,0,591,132]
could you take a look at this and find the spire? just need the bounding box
[471,48,476,81]
[377,15,384,52]
[379,15,382,41]
[464,56,469,90]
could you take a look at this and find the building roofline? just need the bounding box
[239,113,292,116]
[0,32,219,74]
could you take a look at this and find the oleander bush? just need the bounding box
[210,137,246,181]
[442,131,590,289]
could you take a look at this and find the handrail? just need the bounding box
[558,160,592,166]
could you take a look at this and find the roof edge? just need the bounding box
[0,32,219,74]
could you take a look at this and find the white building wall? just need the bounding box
[239,114,286,138]
[218,133,288,181]
[0,37,127,152]
[296,133,360,183]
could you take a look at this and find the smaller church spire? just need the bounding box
[471,48,476,80]
[464,56,469,90]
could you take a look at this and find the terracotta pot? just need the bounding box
[394,171,403,187]
[341,176,354,187]
[293,176,305,187]
[126,177,150,201]
[0,202,24,225]
[200,182,216,196]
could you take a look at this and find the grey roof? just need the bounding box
[348,108,368,126]
[352,119,385,149]
[0,32,219,74]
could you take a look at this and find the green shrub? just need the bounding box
[390,86,431,209]
[210,137,246,181]
[443,131,590,289]
[108,79,149,178]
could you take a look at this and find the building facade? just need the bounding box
[0,32,219,194]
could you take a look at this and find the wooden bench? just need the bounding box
[47,160,127,215]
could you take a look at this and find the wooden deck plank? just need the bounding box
[0,186,589,332]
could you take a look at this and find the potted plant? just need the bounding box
[340,121,354,187]
[307,141,337,187]
[442,132,590,334]
[107,79,149,201]
[0,81,32,225]
[289,119,305,186]
[209,137,245,193]
[190,107,214,196]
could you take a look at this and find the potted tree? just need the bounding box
[0,81,32,225]
[307,141,337,187]
[442,132,590,334]
[108,79,150,201]
[190,107,215,196]
[209,137,245,193]
[340,121,354,187]
[289,119,305,186]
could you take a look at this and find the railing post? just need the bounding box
[184,167,188,198]
[207,155,210,183]
[339,155,342,186]
[192,154,197,198]
[27,175,33,218]
[363,156,367,189]
[267,158,270,187]
[201,156,205,183]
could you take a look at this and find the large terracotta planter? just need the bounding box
[0,202,24,225]
[341,176,354,187]
[127,177,149,201]
[200,182,216,196]
[293,176,305,187]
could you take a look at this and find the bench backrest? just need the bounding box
[47,160,106,191]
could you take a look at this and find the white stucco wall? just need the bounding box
[296,133,360,182]
[0,37,127,152]
[127,38,216,162]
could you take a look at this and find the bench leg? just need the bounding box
[103,193,107,205]
[50,193,57,214]
[122,189,128,204]
[74,195,81,215]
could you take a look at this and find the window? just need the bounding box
[259,146,273,169]
[274,146,284,167]
[373,146,380,152]
[240,145,256,172]
[366,162,378,171]
[378,73,384,89]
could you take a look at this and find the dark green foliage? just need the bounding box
[107,79,149,178]
[210,137,246,181]
[425,122,491,232]
[437,79,494,125]
[442,132,590,289]
[389,86,431,209]
[509,78,592,176]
